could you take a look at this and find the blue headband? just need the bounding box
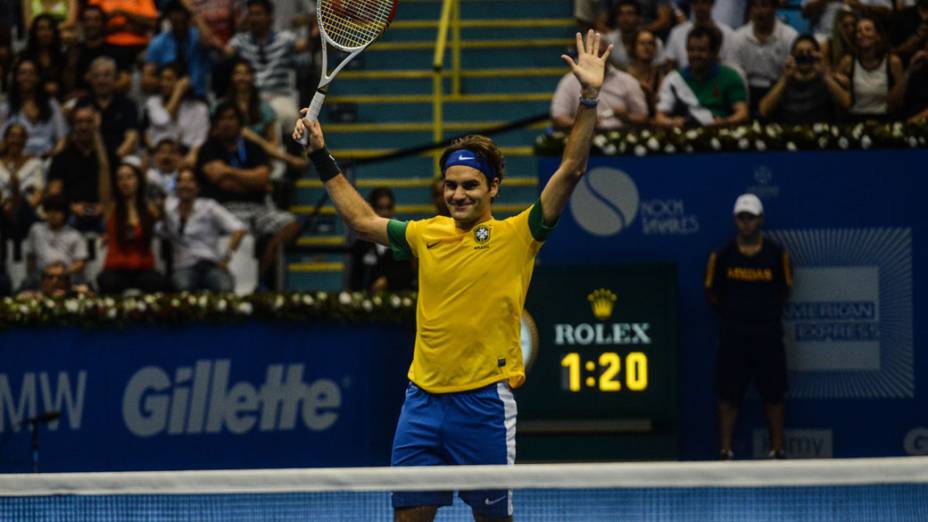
[442,149,496,182]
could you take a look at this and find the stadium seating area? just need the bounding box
[0,0,925,293]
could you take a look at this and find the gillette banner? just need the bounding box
[0,324,413,472]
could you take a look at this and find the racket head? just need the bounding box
[317,0,398,52]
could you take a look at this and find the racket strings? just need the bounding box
[320,0,394,49]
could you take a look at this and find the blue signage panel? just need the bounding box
[538,150,927,459]
[0,324,414,472]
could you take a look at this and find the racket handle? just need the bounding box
[306,90,327,122]
[297,90,327,146]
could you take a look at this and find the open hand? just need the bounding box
[561,30,614,96]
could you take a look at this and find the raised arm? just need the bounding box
[292,117,390,246]
[539,30,613,226]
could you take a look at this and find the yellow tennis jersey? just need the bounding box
[387,201,555,393]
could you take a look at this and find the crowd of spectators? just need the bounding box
[0,0,320,297]
[561,0,928,129]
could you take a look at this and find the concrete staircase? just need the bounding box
[287,0,574,290]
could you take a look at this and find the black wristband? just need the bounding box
[309,147,341,183]
[578,96,599,108]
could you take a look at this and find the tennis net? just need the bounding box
[1,457,927,521]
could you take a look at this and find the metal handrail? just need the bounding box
[432,0,458,176]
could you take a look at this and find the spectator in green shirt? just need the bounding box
[654,26,749,128]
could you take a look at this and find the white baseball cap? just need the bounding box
[733,194,763,216]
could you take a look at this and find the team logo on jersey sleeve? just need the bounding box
[474,225,491,244]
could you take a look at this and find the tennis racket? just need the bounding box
[298,0,398,142]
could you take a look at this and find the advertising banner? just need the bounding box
[516,264,679,461]
[538,150,926,459]
[0,324,413,472]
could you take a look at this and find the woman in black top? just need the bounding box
[19,14,67,99]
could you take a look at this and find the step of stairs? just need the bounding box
[287,0,572,291]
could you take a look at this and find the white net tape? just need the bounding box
[2,457,927,497]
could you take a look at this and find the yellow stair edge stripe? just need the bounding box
[326,93,552,104]
[370,38,573,51]
[291,203,531,215]
[338,67,564,80]
[323,121,548,132]
[289,262,345,273]
[320,146,533,159]
[391,18,574,29]
[298,176,538,188]
[297,236,347,246]
[464,67,565,78]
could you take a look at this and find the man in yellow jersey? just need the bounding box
[293,30,612,522]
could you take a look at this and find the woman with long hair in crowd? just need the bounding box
[0,57,67,158]
[834,16,907,121]
[626,30,666,117]
[222,58,306,170]
[0,122,45,209]
[20,14,67,98]
[821,10,859,71]
[97,161,167,294]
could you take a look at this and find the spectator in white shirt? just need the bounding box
[146,138,181,203]
[712,0,748,30]
[731,0,799,112]
[606,0,666,68]
[160,168,247,292]
[24,195,88,288]
[0,57,68,159]
[551,64,650,129]
[665,0,737,68]
[143,62,209,165]
[0,123,45,210]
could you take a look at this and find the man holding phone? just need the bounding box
[758,35,849,124]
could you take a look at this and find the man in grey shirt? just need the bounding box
[25,196,88,288]
[160,168,247,292]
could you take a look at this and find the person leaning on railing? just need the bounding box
[655,26,750,128]
[831,16,907,122]
[626,30,667,117]
[758,36,848,124]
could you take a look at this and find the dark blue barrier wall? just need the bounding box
[538,150,927,460]
[0,324,414,472]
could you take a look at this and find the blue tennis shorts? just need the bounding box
[390,381,517,518]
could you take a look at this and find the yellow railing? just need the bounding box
[432,0,461,177]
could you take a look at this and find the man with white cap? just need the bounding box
[704,193,793,460]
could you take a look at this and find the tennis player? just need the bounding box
[293,30,612,522]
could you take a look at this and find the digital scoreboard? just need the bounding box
[517,265,679,442]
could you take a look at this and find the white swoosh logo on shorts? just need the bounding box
[484,496,507,506]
